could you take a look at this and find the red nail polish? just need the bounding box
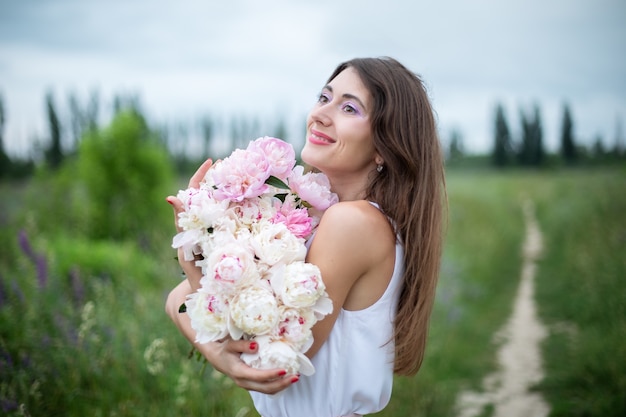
[291,376,299,384]
[278,370,287,376]
[249,342,257,350]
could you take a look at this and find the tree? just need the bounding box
[612,115,624,158]
[532,105,545,166]
[517,103,545,167]
[272,116,289,143]
[492,103,513,167]
[0,92,9,175]
[68,89,100,153]
[592,134,606,160]
[230,116,260,151]
[200,116,215,158]
[560,102,577,164]
[44,90,63,169]
[448,128,464,163]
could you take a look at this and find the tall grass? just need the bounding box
[1,167,624,416]
[0,182,252,416]
[531,169,626,416]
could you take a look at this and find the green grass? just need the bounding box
[1,166,624,416]
[530,169,626,416]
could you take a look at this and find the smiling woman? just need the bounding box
[165,56,446,417]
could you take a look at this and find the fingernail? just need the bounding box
[278,370,287,376]
[249,342,257,350]
[291,376,299,384]
[166,198,174,206]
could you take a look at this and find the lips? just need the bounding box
[309,129,335,145]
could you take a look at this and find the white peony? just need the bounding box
[231,194,277,226]
[176,188,229,231]
[273,306,316,352]
[200,241,259,291]
[229,282,280,338]
[250,220,306,267]
[211,208,241,236]
[171,229,204,261]
[240,335,315,376]
[270,262,333,320]
[186,287,230,344]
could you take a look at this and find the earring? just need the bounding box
[376,164,384,173]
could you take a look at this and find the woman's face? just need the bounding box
[302,67,380,178]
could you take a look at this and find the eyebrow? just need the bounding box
[323,85,368,113]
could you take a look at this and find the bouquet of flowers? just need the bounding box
[172,136,337,375]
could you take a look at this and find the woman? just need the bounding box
[166,57,446,416]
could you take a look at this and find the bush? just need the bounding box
[77,110,174,241]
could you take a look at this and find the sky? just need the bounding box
[1,0,625,157]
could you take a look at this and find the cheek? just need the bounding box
[343,121,373,149]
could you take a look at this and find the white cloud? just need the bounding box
[0,0,625,156]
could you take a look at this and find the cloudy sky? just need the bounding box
[1,0,625,157]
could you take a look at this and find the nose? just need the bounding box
[308,103,332,127]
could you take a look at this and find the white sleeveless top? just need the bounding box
[250,204,404,417]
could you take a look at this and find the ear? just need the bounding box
[374,153,384,166]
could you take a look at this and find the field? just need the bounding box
[1,167,624,416]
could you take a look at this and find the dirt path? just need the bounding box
[455,200,550,417]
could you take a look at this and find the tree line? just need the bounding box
[1,90,624,181]
[447,101,625,168]
[0,89,296,180]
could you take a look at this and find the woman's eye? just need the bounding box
[342,103,359,115]
[318,92,331,103]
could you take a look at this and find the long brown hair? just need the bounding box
[327,57,446,375]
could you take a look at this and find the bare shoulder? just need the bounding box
[316,200,395,252]
[310,200,396,311]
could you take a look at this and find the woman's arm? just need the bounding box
[165,279,296,393]
[304,200,396,359]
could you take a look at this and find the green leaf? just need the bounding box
[265,175,289,189]
[178,303,187,313]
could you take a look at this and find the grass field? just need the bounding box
[1,166,624,416]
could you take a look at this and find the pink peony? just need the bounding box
[272,199,314,239]
[288,166,339,210]
[247,136,296,180]
[209,149,271,202]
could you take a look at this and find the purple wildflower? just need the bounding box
[17,229,36,261]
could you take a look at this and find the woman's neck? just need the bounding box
[328,175,368,202]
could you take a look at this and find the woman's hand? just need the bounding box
[165,280,298,394]
[201,337,299,394]
[166,158,214,292]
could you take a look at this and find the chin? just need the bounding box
[300,145,320,169]
[300,143,313,165]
